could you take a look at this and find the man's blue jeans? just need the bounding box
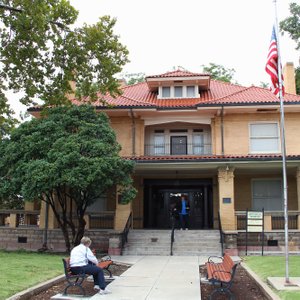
[71,264,106,289]
[179,214,189,229]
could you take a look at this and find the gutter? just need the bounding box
[221,105,224,155]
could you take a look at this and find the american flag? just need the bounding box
[265,26,284,97]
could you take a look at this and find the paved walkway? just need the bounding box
[52,256,208,300]
[90,255,206,300]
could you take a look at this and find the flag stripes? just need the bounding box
[265,26,284,97]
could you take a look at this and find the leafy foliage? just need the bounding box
[296,66,300,95]
[124,73,146,85]
[0,0,129,107]
[280,3,300,95]
[202,63,236,83]
[0,82,18,139]
[280,2,300,50]
[0,105,136,251]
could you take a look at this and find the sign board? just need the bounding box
[247,211,263,219]
[247,225,263,232]
[248,219,263,226]
[247,211,263,232]
[246,209,265,256]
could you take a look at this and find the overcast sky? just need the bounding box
[7,0,300,117]
[70,0,299,86]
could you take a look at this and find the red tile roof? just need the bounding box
[68,70,300,109]
[146,69,210,78]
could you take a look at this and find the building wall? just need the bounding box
[110,116,145,156]
[212,112,300,156]
[0,228,112,253]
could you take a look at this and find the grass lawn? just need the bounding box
[244,256,300,300]
[0,250,64,300]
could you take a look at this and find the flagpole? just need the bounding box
[273,0,289,284]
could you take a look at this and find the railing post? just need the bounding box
[84,215,90,229]
[264,215,272,231]
[9,213,17,228]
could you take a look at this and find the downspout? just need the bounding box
[41,201,49,251]
[130,108,136,156]
[221,106,224,155]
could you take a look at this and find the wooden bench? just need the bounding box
[205,254,239,300]
[62,256,113,295]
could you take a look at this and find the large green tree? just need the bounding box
[280,2,300,50]
[281,2,300,94]
[0,105,136,251]
[0,0,129,107]
[201,63,236,83]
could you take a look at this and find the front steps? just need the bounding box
[122,229,222,256]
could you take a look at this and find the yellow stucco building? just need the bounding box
[2,64,300,255]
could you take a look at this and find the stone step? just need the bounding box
[123,229,222,256]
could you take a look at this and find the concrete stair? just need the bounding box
[122,229,222,256]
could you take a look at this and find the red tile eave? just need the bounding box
[123,154,300,162]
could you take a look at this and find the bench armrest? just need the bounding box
[100,255,112,262]
[208,256,224,263]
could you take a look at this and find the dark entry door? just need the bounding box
[145,187,212,229]
[171,136,187,155]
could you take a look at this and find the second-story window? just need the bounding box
[174,86,183,97]
[162,87,170,97]
[154,133,165,155]
[193,133,204,154]
[158,86,199,99]
[249,123,280,153]
[187,86,195,97]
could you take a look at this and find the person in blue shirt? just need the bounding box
[175,195,190,230]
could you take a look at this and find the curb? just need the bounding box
[6,274,65,300]
[241,262,281,300]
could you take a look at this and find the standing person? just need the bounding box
[177,195,190,230]
[70,236,111,295]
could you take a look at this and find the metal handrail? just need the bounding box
[218,211,225,256]
[121,211,132,249]
[170,213,176,256]
[144,142,212,156]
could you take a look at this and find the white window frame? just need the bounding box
[158,86,199,99]
[162,86,171,98]
[251,178,283,211]
[153,133,165,155]
[192,133,204,154]
[249,122,280,154]
[187,86,196,97]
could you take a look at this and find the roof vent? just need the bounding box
[256,108,277,112]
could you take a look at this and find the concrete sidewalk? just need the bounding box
[90,255,206,300]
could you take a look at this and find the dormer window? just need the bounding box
[174,86,183,97]
[187,86,195,97]
[158,85,199,99]
[162,87,171,97]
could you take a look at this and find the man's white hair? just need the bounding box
[80,236,92,246]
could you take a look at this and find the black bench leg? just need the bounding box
[63,282,86,296]
[209,287,235,300]
[106,267,113,278]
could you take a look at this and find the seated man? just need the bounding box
[70,236,111,295]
